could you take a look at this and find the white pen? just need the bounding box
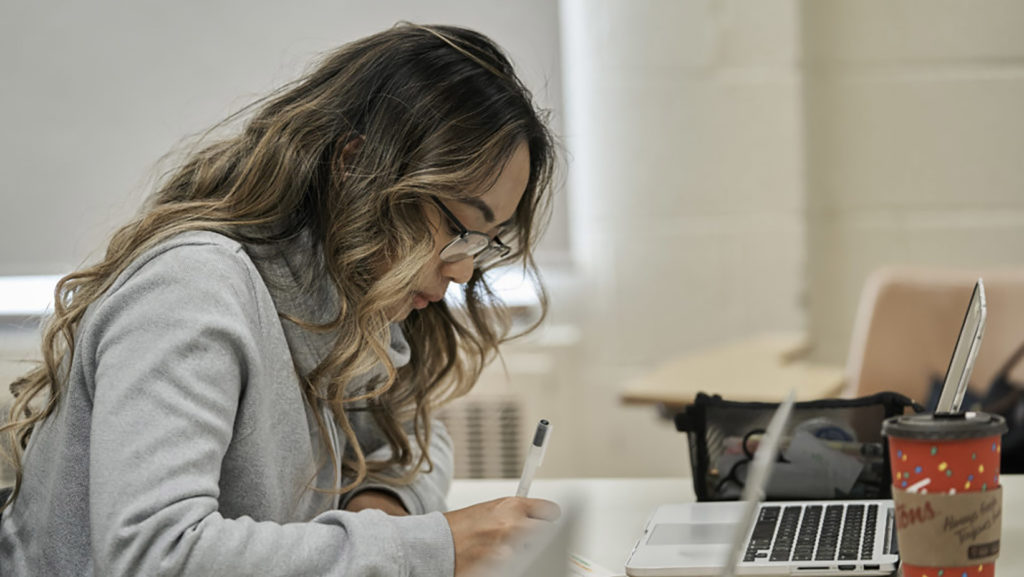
[515,419,552,497]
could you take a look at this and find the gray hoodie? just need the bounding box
[0,230,456,576]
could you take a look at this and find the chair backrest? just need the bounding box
[843,267,1024,404]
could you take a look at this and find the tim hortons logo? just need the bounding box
[896,501,936,529]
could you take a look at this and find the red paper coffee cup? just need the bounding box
[882,412,1007,577]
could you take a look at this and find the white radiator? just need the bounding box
[436,394,525,479]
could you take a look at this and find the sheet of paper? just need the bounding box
[567,552,623,576]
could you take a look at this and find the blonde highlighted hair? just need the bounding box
[2,23,556,508]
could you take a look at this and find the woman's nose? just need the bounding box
[441,256,475,285]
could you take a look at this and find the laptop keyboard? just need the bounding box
[744,504,880,563]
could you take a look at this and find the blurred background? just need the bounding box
[3,0,1024,482]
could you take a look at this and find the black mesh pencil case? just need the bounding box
[674,392,923,501]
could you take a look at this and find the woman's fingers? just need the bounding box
[520,497,561,521]
[443,496,562,576]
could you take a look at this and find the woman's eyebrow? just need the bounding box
[460,197,495,223]
[458,197,514,234]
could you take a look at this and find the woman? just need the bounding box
[0,23,559,576]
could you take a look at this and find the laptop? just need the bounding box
[625,279,988,577]
[935,278,987,414]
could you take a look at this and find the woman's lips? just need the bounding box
[412,292,442,310]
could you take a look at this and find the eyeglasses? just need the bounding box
[432,197,511,268]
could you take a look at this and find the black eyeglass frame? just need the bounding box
[431,197,511,267]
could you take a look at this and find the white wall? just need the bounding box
[802,0,1024,364]
[0,0,566,275]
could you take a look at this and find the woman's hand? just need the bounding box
[443,497,561,576]
[344,489,409,516]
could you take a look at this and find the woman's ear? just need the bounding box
[341,135,365,169]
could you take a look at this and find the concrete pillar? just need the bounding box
[559,0,805,476]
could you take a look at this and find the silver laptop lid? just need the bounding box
[720,389,797,577]
[935,279,987,414]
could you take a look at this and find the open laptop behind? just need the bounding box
[624,279,988,576]
[935,278,987,414]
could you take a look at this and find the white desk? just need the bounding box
[449,476,1024,576]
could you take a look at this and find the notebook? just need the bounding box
[624,278,988,576]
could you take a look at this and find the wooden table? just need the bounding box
[620,332,846,413]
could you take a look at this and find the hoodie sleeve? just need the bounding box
[340,419,455,515]
[85,239,454,577]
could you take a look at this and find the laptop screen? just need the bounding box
[720,389,796,577]
[935,279,986,414]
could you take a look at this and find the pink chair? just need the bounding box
[842,267,1024,406]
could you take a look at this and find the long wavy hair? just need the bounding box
[2,23,555,509]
